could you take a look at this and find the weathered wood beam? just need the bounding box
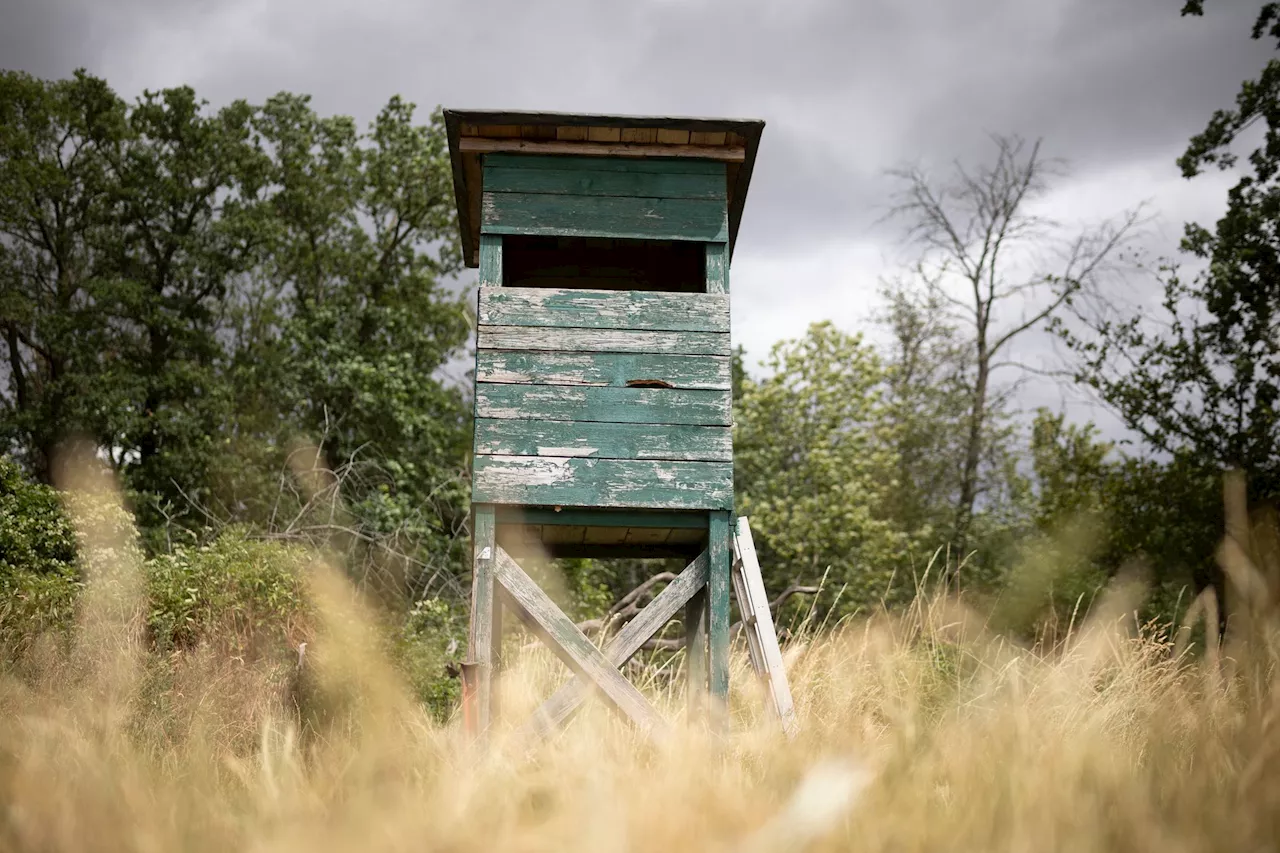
[493,546,669,739]
[460,136,747,162]
[686,586,708,724]
[524,551,709,739]
[464,505,497,741]
[708,511,733,722]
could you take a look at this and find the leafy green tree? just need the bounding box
[0,71,127,483]
[734,322,910,612]
[218,93,472,599]
[1056,2,1280,624]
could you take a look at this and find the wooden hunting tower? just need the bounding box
[446,110,774,740]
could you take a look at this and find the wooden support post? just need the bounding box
[493,546,669,740]
[524,551,708,739]
[686,587,708,724]
[708,510,732,725]
[479,234,503,286]
[464,504,496,741]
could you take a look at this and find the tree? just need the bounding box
[0,71,127,483]
[1066,1,1278,489]
[886,135,1139,557]
[219,93,473,599]
[734,322,909,612]
[1053,3,1280,630]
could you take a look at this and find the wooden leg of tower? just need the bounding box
[708,510,733,730]
[685,587,707,724]
[464,504,497,742]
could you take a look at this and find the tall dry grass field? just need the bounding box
[3,457,1280,853]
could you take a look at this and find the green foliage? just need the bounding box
[390,596,467,722]
[0,457,80,651]
[0,70,473,597]
[735,322,911,612]
[145,531,310,657]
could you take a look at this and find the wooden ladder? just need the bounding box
[731,516,799,739]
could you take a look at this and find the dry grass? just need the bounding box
[3,463,1280,852]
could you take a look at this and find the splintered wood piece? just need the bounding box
[733,516,798,738]
[494,546,668,739]
[525,551,709,738]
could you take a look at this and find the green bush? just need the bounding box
[0,458,81,652]
[145,530,311,658]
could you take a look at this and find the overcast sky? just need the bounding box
[3,0,1270,442]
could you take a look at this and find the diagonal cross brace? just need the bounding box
[522,550,709,740]
[493,546,671,740]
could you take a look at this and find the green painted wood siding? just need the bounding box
[474,419,731,461]
[473,284,734,511]
[476,385,730,426]
[476,351,730,389]
[473,457,733,510]
[481,154,729,243]
[478,287,728,332]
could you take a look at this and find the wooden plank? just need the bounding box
[475,384,731,426]
[475,419,732,461]
[690,131,727,146]
[526,551,708,738]
[465,505,497,740]
[479,124,522,138]
[482,192,729,243]
[541,525,586,546]
[483,165,724,200]
[705,242,728,294]
[495,507,709,529]
[624,527,672,545]
[686,587,708,723]
[476,351,730,389]
[493,546,667,737]
[620,127,657,144]
[708,511,732,719]
[479,234,503,287]
[583,526,629,545]
[472,456,734,510]
[587,126,622,143]
[555,126,589,141]
[478,326,730,356]
[735,517,798,738]
[657,128,692,145]
[460,136,746,162]
[483,153,724,175]
[478,286,728,333]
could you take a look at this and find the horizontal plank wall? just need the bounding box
[472,284,733,511]
[481,154,729,243]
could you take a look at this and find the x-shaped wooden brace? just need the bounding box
[491,544,709,743]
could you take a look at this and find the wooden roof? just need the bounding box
[443,109,765,268]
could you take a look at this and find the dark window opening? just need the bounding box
[501,235,705,293]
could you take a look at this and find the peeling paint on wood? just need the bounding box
[472,456,733,510]
[705,242,728,294]
[474,419,732,461]
[477,326,730,356]
[478,287,729,332]
[476,351,730,389]
[475,384,731,426]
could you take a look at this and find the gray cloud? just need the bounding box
[3,0,1270,435]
